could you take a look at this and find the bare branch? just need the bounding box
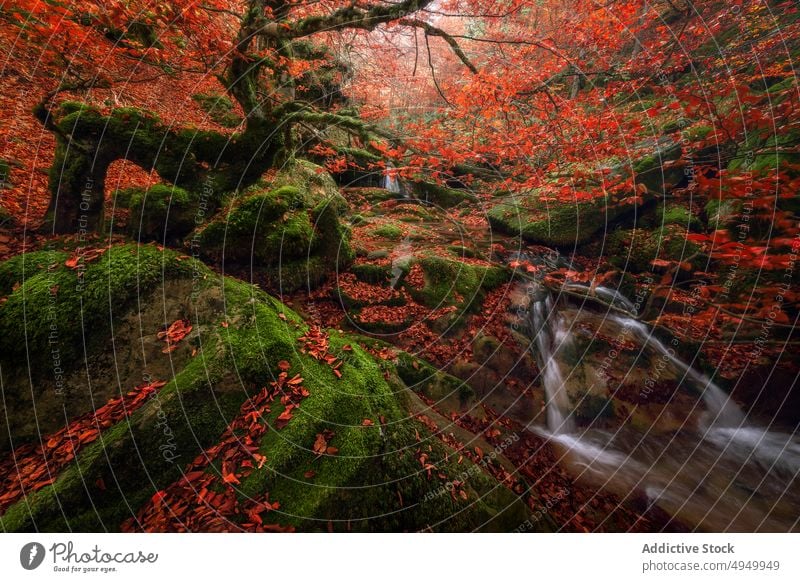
[397,17,477,74]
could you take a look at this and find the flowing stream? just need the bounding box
[521,279,800,531]
[383,170,401,195]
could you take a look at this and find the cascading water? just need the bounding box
[606,313,745,430]
[383,169,401,195]
[517,274,800,531]
[528,286,575,434]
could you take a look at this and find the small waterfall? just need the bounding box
[592,285,636,314]
[525,284,575,433]
[516,269,799,530]
[383,168,402,195]
[607,314,745,429]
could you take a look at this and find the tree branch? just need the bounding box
[396,18,477,74]
[284,0,436,38]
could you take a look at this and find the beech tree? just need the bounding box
[9,0,480,233]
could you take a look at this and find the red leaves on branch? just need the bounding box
[0,380,167,514]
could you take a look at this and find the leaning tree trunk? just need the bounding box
[40,105,283,235]
[47,137,113,234]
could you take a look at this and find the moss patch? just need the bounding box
[126,184,203,243]
[195,161,353,291]
[488,192,637,247]
[371,223,403,240]
[412,255,509,312]
[411,181,476,209]
[0,243,194,370]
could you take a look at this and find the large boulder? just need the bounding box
[0,243,539,532]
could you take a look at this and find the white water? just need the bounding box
[529,289,575,433]
[593,285,637,313]
[383,172,401,194]
[607,314,745,430]
[523,281,800,531]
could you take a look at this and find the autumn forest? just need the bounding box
[0,0,798,534]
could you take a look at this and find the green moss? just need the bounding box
[0,249,68,296]
[269,159,344,210]
[683,125,713,141]
[0,355,244,532]
[337,147,382,164]
[127,184,202,243]
[196,163,352,286]
[728,128,800,175]
[372,223,403,240]
[0,244,194,371]
[654,203,702,231]
[191,93,242,128]
[488,193,629,247]
[350,214,368,226]
[413,256,509,311]
[604,226,700,273]
[351,263,391,284]
[632,141,684,193]
[0,245,534,532]
[447,245,479,259]
[396,352,474,408]
[411,181,475,209]
[235,336,524,532]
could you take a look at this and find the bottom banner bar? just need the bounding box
[0,534,797,581]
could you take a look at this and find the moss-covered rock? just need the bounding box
[195,161,353,291]
[632,140,685,194]
[488,192,638,247]
[125,184,203,243]
[371,223,403,240]
[351,262,391,284]
[728,127,800,176]
[0,244,194,371]
[411,181,476,208]
[413,255,509,311]
[191,93,242,128]
[647,202,702,231]
[41,103,281,234]
[604,225,701,272]
[0,244,538,532]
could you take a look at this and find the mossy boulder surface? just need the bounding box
[603,225,701,272]
[371,223,403,240]
[411,181,476,208]
[195,160,353,290]
[0,244,539,532]
[123,184,203,243]
[191,93,242,128]
[0,244,194,370]
[488,192,637,247]
[631,139,685,194]
[414,255,509,311]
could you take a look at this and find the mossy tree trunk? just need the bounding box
[37,0,441,234]
[40,106,284,234]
